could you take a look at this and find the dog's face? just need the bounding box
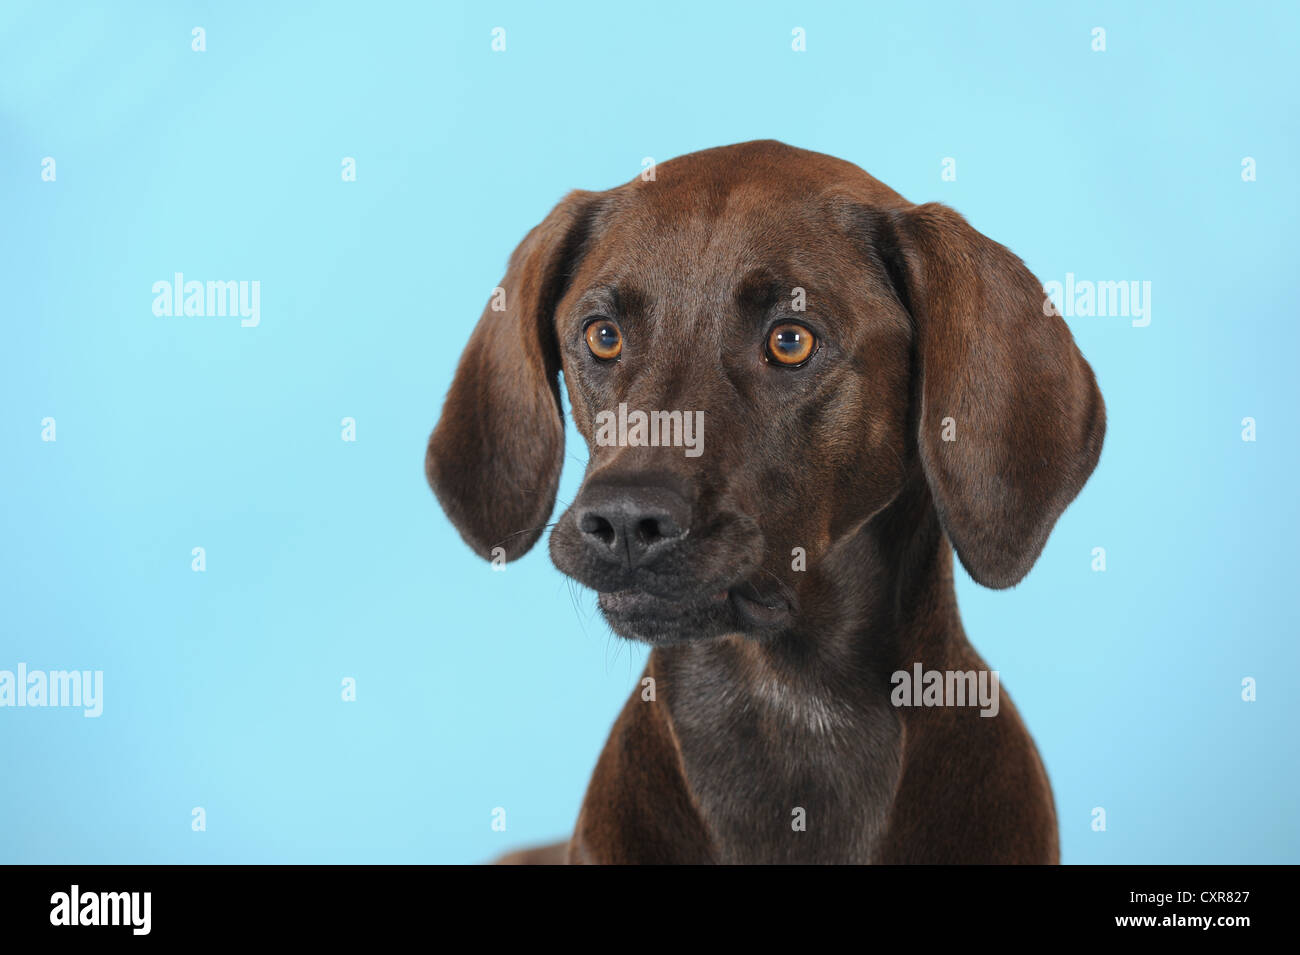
[544,174,915,644]
[427,141,1104,645]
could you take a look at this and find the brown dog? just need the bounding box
[426,140,1104,864]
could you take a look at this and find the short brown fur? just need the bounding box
[427,141,1104,864]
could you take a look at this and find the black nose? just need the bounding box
[575,486,690,570]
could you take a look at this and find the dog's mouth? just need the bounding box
[728,582,794,628]
[597,581,793,645]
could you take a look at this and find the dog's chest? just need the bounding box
[662,662,902,864]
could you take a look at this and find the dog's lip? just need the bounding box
[598,583,792,629]
[598,589,727,615]
[728,584,792,628]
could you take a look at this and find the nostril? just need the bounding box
[637,513,684,550]
[636,517,663,546]
[579,513,617,548]
[573,488,690,567]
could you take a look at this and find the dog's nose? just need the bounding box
[575,487,690,570]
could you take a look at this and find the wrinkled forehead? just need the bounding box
[569,176,855,312]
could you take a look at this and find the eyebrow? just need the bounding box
[568,283,617,314]
[734,270,795,316]
[574,282,651,321]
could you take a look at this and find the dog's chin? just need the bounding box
[597,586,793,646]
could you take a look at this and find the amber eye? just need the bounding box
[585,319,623,361]
[766,323,815,366]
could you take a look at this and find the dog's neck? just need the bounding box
[650,482,962,863]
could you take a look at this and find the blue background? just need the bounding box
[2,0,1296,864]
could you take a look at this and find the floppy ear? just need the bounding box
[426,190,602,561]
[885,202,1105,589]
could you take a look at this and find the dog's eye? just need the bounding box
[766,323,815,366]
[585,320,623,361]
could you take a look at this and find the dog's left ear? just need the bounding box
[878,202,1106,589]
[426,190,602,562]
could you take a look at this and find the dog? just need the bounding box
[426,140,1105,864]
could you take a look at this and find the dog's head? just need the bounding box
[426,141,1104,645]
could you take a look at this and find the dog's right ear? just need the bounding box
[426,190,602,562]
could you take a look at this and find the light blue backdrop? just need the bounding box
[2,0,1296,864]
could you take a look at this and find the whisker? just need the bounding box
[756,566,799,607]
[490,494,575,548]
[492,521,560,548]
